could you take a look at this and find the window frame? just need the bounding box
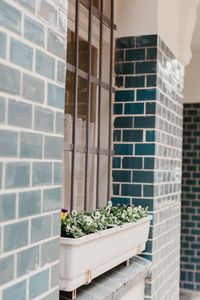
[64,0,115,211]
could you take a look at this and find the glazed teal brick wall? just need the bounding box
[113,35,184,300]
[0,0,67,299]
[181,103,200,291]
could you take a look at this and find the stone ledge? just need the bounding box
[60,256,151,300]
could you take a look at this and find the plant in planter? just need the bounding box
[60,202,151,298]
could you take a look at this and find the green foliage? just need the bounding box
[61,202,149,238]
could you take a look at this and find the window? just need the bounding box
[64,0,115,211]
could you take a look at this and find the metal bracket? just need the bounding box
[137,244,142,255]
[126,259,130,266]
[85,269,92,285]
[72,289,77,300]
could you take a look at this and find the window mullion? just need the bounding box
[96,0,103,209]
[71,0,80,211]
[84,0,93,210]
[107,0,114,202]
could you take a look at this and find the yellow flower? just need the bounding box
[61,212,68,220]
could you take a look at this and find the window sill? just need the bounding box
[60,256,151,300]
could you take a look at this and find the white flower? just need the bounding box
[71,210,78,217]
[95,211,101,219]
[84,216,93,226]
[108,201,112,207]
[106,206,111,213]
[121,213,126,219]
[101,215,105,222]
[66,225,71,231]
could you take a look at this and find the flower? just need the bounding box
[84,216,93,226]
[121,213,126,219]
[71,210,78,217]
[94,211,101,219]
[108,200,112,207]
[61,202,149,238]
[61,211,68,221]
[101,215,105,222]
[66,224,71,231]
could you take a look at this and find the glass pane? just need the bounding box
[99,155,108,207]
[79,36,89,73]
[93,0,99,10]
[67,29,75,65]
[87,154,97,210]
[90,83,98,147]
[75,153,85,211]
[77,77,87,146]
[65,70,74,145]
[91,15,100,78]
[102,25,110,84]
[100,88,109,149]
[79,7,89,72]
[63,151,71,210]
[103,0,111,19]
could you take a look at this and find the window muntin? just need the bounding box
[64,0,114,211]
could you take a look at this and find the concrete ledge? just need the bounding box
[180,289,200,300]
[60,256,151,300]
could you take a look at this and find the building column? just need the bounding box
[112,34,184,300]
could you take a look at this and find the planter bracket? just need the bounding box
[85,269,92,285]
[137,244,142,255]
[126,259,130,266]
[72,289,77,300]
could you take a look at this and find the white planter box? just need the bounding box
[60,216,151,292]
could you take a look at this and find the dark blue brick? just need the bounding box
[144,158,155,169]
[122,157,142,169]
[124,103,144,115]
[125,76,145,88]
[133,171,154,183]
[136,35,157,47]
[113,103,123,115]
[116,37,135,49]
[136,61,156,74]
[115,90,135,102]
[182,283,194,290]
[134,116,155,128]
[113,130,121,142]
[114,117,133,128]
[137,89,156,101]
[112,197,130,206]
[112,170,131,182]
[147,47,157,59]
[195,273,200,283]
[146,102,156,114]
[112,157,121,168]
[146,130,155,142]
[115,50,124,62]
[143,185,154,197]
[121,184,141,197]
[115,63,134,75]
[123,130,143,142]
[147,75,157,87]
[115,76,123,87]
[114,144,133,155]
[126,49,145,61]
[135,144,155,155]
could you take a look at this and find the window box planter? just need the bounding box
[60,215,151,293]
